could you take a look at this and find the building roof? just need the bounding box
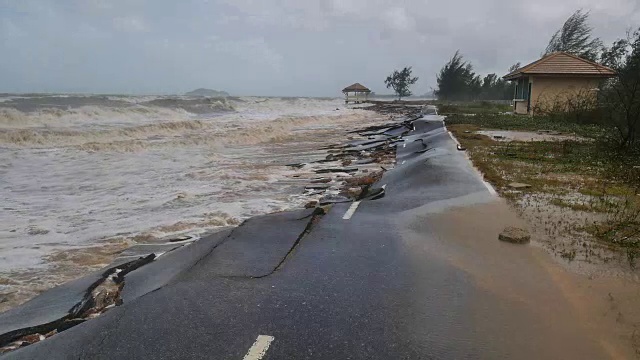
[503,52,616,80]
[342,83,371,93]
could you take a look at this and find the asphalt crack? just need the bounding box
[0,255,155,355]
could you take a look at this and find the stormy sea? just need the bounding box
[0,93,383,310]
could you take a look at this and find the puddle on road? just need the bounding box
[398,198,640,359]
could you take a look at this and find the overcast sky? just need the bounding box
[1,0,638,96]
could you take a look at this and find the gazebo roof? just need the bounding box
[503,52,616,80]
[342,83,371,93]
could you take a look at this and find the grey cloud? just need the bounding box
[0,0,638,96]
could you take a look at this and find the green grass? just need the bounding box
[447,116,640,267]
[445,113,606,139]
[430,101,512,115]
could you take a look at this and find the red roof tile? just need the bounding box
[504,52,616,80]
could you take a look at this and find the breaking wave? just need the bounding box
[0,112,370,151]
[141,98,236,114]
[0,94,388,313]
[0,99,235,128]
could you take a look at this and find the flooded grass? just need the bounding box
[428,101,512,115]
[445,113,606,138]
[448,114,640,269]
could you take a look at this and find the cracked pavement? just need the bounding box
[0,115,611,359]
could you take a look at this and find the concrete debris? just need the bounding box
[344,187,363,198]
[0,255,156,355]
[305,184,331,190]
[358,101,425,118]
[72,255,155,319]
[168,235,193,243]
[319,194,351,205]
[286,104,415,206]
[304,201,319,209]
[355,159,375,165]
[0,330,57,354]
[361,187,385,200]
[499,227,531,244]
[315,168,358,174]
[285,163,305,169]
[86,274,121,316]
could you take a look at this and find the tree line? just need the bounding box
[384,9,637,104]
[536,9,639,150]
[433,52,517,101]
[383,61,515,101]
[382,10,639,149]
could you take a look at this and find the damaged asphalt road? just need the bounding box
[0,113,611,359]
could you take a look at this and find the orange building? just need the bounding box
[503,52,616,115]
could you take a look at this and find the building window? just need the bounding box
[516,77,530,99]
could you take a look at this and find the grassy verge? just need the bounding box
[445,113,606,138]
[447,112,640,268]
[428,101,512,115]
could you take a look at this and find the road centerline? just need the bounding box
[242,335,275,360]
[342,201,361,220]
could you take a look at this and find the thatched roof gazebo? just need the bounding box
[342,83,371,104]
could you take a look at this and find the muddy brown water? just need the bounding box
[398,198,640,359]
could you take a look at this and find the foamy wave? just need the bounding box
[0,120,208,147]
[0,100,234,129]
[218,113,368,145]
[0,106,189,128]
[0,111,371,151]
[141,98,235,114]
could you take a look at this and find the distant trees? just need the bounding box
[539,10,639,149]
[384,67,419,100]
[480,73,514,100]
[599,28,640,148]
[435,51,474,100]
[508,63,521,73]
[435,51,513,101]
[544,10,603,61]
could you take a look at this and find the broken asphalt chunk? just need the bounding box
[286,163,306,169]
[315,168,358,174]
[319,194,351,205]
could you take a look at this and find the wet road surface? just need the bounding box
[1,116,611,359]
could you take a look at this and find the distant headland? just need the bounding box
[185,88,230,97]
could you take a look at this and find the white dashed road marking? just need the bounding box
[243,335,275,360]
[342,201,361,220]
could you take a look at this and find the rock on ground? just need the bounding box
[499,227,531,244]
